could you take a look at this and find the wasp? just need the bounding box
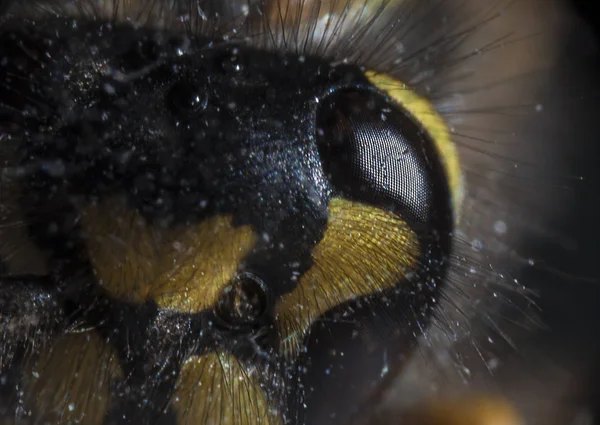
[0,1,597,424]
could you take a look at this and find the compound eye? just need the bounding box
[316,89,451,228]
[214,273,269,329]
[166,80,207,115]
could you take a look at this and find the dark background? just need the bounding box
[536,0,600,422]
[571,0,600,38]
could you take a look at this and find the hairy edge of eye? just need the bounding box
[365,71,464,220]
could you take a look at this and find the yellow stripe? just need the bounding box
[171,352,282,425]
[23,332,122,425]
[81,197,257,313]
[275,197,420,357]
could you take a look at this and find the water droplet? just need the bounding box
[471,239,483,251]
[102,83,116,95]
[488,358,500,370]
[493,220,507,235]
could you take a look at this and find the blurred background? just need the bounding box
[531,0,600,422]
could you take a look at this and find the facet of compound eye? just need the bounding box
[316,89,453,229]
[166,80,209,114]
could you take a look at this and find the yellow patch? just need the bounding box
[396,395,524,425]
[275,197,420,357]
[171,351,282,425]
[81,197,257,313]
[365,71,464,219]
[23,332,122,425]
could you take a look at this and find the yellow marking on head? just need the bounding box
[171,351,282,425]
[365,71,464,219]
[275,197,420,357]
[81,197,257,312]
[23,332,122,425]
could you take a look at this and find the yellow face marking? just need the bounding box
[23,332,122,425]
[275,197,420,357]
[365,71,464,219]
[81,197,257,312]
[171,351,282,425]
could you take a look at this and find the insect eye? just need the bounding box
[317,89,451,228]
[166,80,207,115]
[215,273,269,329]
